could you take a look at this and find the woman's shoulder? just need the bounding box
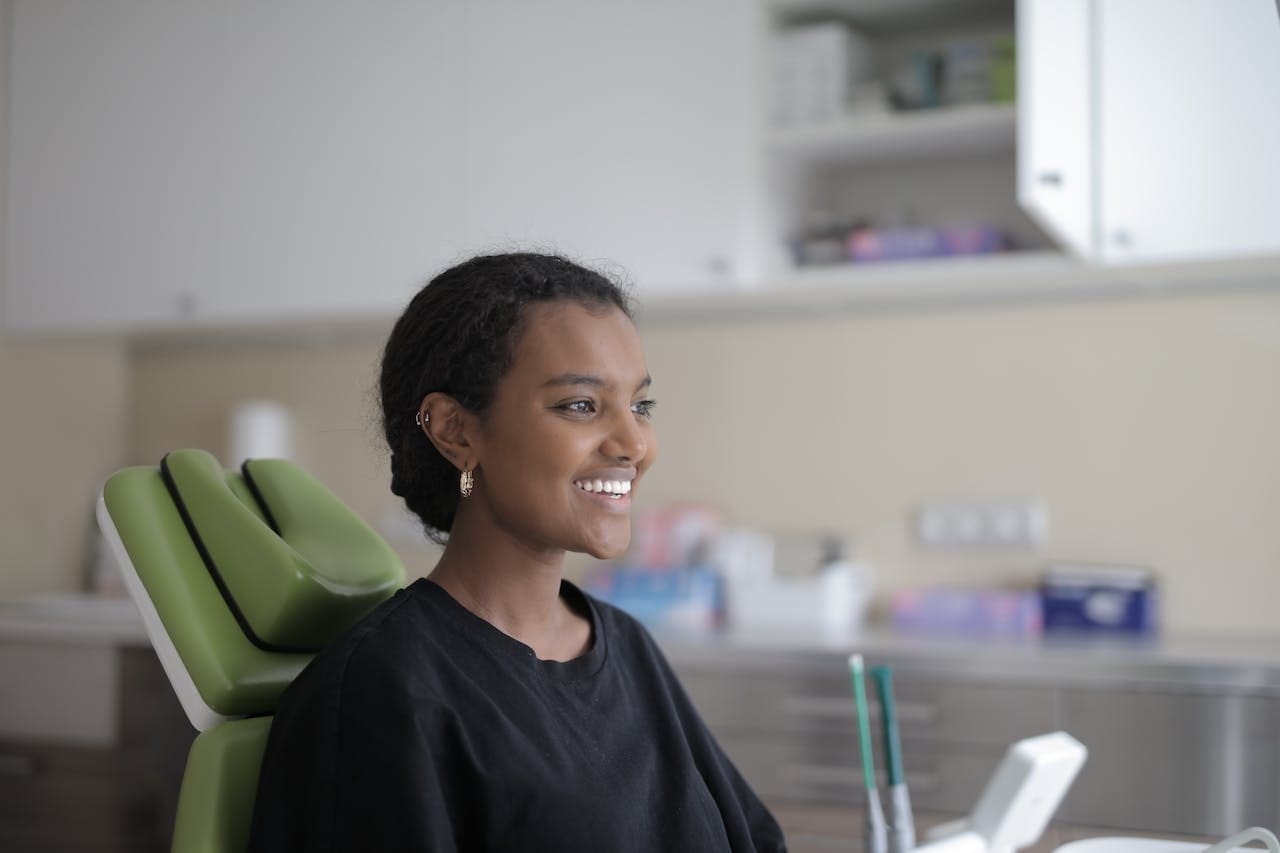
[276,579,452,709]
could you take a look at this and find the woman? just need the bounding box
[249,253,786,852]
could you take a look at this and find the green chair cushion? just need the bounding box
[103,449,404,716]
[162,450,402,650]
[171,715,273,853]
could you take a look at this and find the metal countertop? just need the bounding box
[657,627,1280,694]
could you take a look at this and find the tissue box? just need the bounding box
[1040,564,1158,635]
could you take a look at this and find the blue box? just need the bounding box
[1040,564,1158,635]
[584,565,723,634]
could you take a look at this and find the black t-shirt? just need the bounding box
[248,578,787,852]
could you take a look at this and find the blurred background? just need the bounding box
[2,1,1280,851]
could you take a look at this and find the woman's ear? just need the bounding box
[418,393,477,472]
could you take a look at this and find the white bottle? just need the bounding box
[818,539,872,638]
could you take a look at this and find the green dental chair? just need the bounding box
[96,449,405,853]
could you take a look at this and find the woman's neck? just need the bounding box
[428,510,589,662]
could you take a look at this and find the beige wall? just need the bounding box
[122,287,1280,636]
[0,338,131,594]
[639,290,1280,636]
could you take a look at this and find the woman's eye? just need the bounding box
[631,399,656,418]
[562,400,596,415]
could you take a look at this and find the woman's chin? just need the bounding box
[580,532,630,561]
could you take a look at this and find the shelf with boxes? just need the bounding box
[762,0,1048,277]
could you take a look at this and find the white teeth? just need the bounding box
[574,478,633,496]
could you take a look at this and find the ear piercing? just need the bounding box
[459,468,474,498]
[415,410,430,429]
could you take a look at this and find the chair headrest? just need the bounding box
[161,449,403,650]
[100,449,405,725]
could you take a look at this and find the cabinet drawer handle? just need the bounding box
[0,754,42,777]
[782,763,941,793]
[779,696,854,719]
[780,696,940,725]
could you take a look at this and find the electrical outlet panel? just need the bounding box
[914,500,1049,550]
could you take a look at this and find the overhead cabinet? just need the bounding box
[4,0,761,333]
[458,0,762,300]
[5,1,470,333]
[1017,0,1280,265]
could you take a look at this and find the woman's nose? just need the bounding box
[602,408,647,462]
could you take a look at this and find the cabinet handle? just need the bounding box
[707,255,732,278]
[0,753,42,777]
[1037,171,1063,186]
[782,763,941,793]
[781,695,940,725]
[780,696,854,719]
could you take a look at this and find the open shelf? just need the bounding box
[769,102,1016,167]
[771,0,1013,32]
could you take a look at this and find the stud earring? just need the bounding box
[459,468,474,498]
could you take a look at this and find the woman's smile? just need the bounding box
[572,474,634,511]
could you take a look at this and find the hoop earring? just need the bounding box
[415,410,430,430]
[459,468,474,498]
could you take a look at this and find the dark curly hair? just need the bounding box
[379,252,633,544]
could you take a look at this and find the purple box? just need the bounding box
[889,588,1042,638]
[847,224,1009,262]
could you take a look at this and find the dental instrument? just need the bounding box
[872,664,916,853]
[850,654,888,853]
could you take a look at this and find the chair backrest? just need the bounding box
[97,449,405,853]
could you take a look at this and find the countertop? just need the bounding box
[0,594,149,645]
[657,627,1280,694]
[5,593,1280,694]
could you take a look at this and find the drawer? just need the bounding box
[679,664,1057,746]
[1061,689,1280,837]
[0,740,165,851]
[716,730,1008,814]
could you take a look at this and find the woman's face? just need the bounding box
[470,300,657,560]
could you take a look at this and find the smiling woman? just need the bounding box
[248,253,786,852]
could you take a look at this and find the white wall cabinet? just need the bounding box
[5,1,472,333]
[457,0,762,299]
[1018,0,1280,266]
[4,0,761,333]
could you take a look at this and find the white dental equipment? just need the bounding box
[918,731,1088,853]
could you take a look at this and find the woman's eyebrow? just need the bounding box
[541,373,652,391]
[542,373,606,389]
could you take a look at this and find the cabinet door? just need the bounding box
[1018,0,1280,266]
[5,1,468,332]
[1016,0,1095,259]
[458,0,761,298]
[1096,0,1280,264]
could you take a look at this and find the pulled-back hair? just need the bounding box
[379,252,633,544]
